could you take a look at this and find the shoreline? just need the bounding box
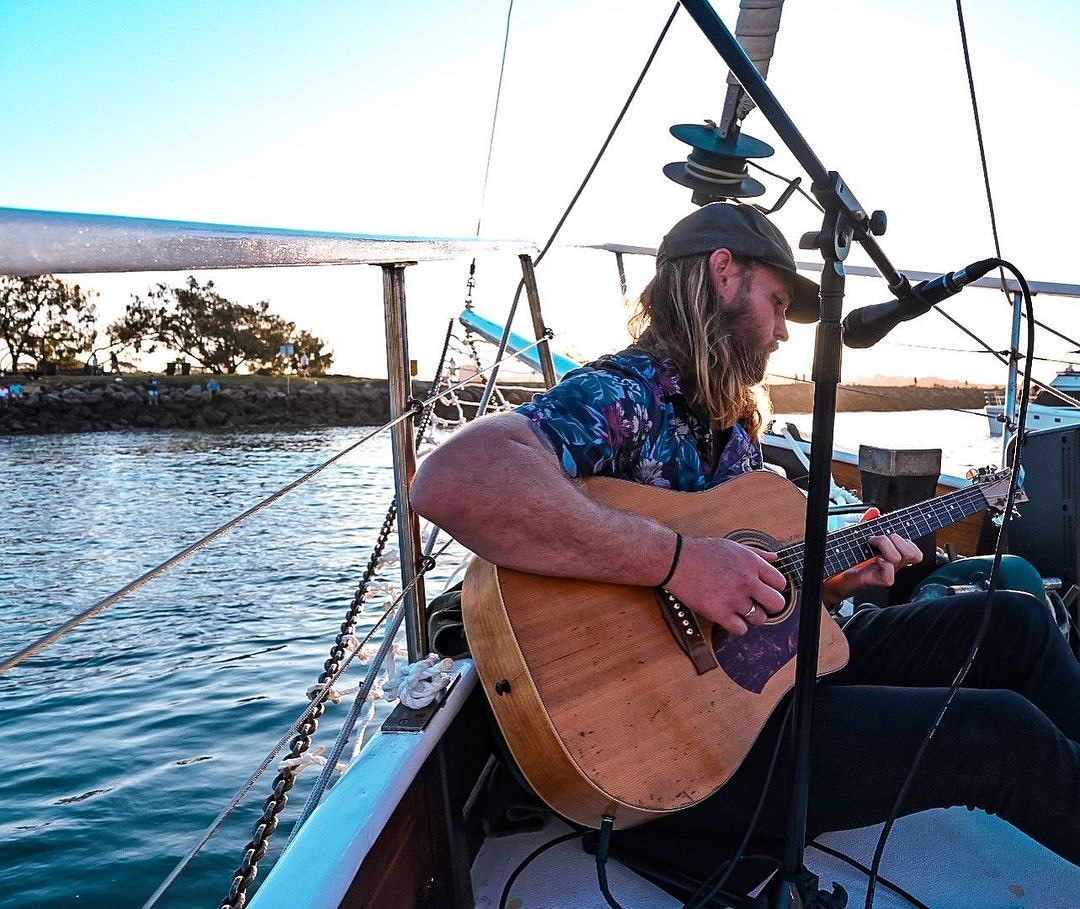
[0,374,997,436]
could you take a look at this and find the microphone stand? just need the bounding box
[677,2,907,906]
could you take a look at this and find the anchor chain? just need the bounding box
[221,355,449,908]
[220,502,399,909]
[463,330,511,411]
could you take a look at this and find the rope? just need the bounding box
[285,536,456,842]
[218,330,463,907]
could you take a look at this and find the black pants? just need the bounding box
[621,591,1080,867]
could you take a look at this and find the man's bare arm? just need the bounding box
[410,412,788,635]
[411,412,673,585]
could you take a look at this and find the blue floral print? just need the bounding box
[516,347,762,491]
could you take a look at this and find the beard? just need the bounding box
[719,274,772,385]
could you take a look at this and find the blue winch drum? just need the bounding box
[911,554,1068,639]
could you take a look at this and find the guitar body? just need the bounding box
[462,470,851,830]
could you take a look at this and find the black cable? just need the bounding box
[682,700,793,909]
[862,260,1034,909]
[498,829,587,909]
[595,816,625,909]
[808,840,930,909]
[584,703,792,909]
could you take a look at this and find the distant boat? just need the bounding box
[985,367,1080,436]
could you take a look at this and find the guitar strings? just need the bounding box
[772,483,992,588]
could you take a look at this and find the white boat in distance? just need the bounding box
[986,367,1080,436]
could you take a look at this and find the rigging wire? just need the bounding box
[0,418,404,676]
[749,160,825,214]
[141,576,403,909]
[286,535,459,840]
[476,1,680,416]
[949,1,1080,394]
[474,0,515,238]
[535,3,679,270]
[766,372,992,423]
[954,0,1007,291]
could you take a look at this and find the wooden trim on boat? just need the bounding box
[342,689,493,908]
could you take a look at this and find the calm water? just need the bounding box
[0,426,467,909]
[0,413,1001,908]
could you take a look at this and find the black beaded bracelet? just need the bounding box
[658,531,683,588]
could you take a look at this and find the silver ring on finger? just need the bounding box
[743,604,757,619]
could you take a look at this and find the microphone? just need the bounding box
[841,258,999,349]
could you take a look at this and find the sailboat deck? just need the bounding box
[472,809,1080,908]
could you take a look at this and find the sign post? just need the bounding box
[279,344,295,397]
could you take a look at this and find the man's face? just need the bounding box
[718,262,792,382]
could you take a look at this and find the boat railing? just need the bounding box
[0,205,544,656]
[587,241,1080,300]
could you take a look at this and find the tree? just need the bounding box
[0,275,98,372]
[108,276,332,375]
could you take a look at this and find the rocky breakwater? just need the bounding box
[768,382,996,414]
[0,376,541,436]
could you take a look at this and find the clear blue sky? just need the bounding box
[2,0,1078,383]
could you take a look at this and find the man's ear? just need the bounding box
[707,248,737,292]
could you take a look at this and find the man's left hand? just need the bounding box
[822,507,923,604]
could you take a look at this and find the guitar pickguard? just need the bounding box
[711,598,802,694]
[711,527,801,694]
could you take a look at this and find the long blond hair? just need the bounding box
[631,252,768,436]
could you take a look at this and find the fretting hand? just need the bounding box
[822,506,923,604]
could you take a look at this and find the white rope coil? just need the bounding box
[385,653,454,709]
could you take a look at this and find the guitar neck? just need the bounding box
[776,484,991,584]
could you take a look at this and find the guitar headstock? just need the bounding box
[966,466,1028,513]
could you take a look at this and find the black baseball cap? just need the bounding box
[656,203,820,323]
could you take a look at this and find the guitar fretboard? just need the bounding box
[773,483,991,586]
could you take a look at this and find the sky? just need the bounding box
[2,0,1079,386]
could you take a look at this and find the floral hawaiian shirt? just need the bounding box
[516,347,762,491]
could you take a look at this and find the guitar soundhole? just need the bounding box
[727,529,797,625]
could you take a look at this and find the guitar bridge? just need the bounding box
[655,588,719,676]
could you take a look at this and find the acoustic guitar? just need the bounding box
[462,467,1020,829]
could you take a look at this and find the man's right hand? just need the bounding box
[666,536,787,636]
